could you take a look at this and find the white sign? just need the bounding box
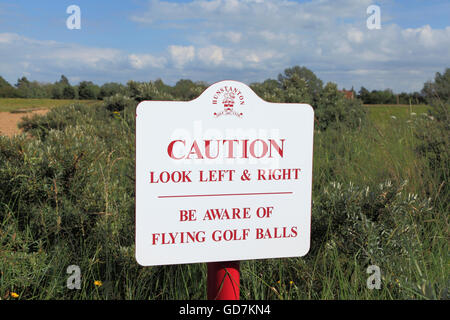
[136,80,314,266]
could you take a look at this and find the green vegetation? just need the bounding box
[365,104,430,128]
[358,87,425,105]
[0,98,99,113]
[0,67,448,300]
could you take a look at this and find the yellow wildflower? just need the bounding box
[94,280,103,287]
[11,292,19,298]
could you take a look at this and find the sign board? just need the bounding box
[136,80,314,266]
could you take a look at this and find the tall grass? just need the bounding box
[0,102,447,300]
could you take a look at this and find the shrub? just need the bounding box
[126,80,174,102]
[18,103,107,139]
[103,94,136,112]
[315,82,366,131]
[250,79,284,103]
[414,68,449,209]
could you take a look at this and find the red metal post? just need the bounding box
[207,261,240,300]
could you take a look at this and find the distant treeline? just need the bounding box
[357,87,425,105]
[0,74,209,101]
[0,66,448,105]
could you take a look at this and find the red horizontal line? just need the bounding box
[158,192,293,199]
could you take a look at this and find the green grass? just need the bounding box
[0,102,447,300]
[0,98,99,113]
[365,104,430,127]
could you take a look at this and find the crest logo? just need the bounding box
[212,86,244,118]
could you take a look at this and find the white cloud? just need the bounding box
[125,0,450,91]
[197,46,224,65]
[129,54,167,69]
[0,32,167,84]
[347,29,364,44]
[0,32,19,44]
[223,31,242,44]
[402,25,450,48]
[169,45,195,68]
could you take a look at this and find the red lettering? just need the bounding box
[152,231,206,245]
[257,168,301,181]
[249,139,269,158]
[212,229,249,241]
[199,170,235,182]
[179,209,196,222]
[150,171,192,183]
[186,141,204,159]
[204,140,219,159]
[167,140,185,160]
[269,139,285,158]
[166,139,286,160]
[203,207,251,220]
[255,227,298,240]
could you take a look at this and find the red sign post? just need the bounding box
[207,261,240,300]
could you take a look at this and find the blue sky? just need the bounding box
[0,0,449,92]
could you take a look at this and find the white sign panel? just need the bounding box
[136,80,314,266]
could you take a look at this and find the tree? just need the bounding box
[78,81,100,100]
[62,85,76,99]
[278,66,323,105]
[0,76,18,97]
[51,84,63,99]
[0,76,12,89]
[171,79,205,101]
[59,75,70,86]
[250,79,284,102]
[422,68,450,103]
[420,68,450,124]
[358,87,370,103]
[50,75,75,99]
[282,76,313,104]
[15,76,35,98]
[99,82,127,99]
[15,76,30,89]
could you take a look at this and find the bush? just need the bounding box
[171,79,207,101]
[315,82,366,131]
[250,79,284,103]
[1,103,136,298]
[414,106,449,210]
[18,103,108,139]
[103,94,136,112]
[126,81,174,102]
[414,68,449,210]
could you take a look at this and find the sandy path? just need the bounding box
[0,110,49,137]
